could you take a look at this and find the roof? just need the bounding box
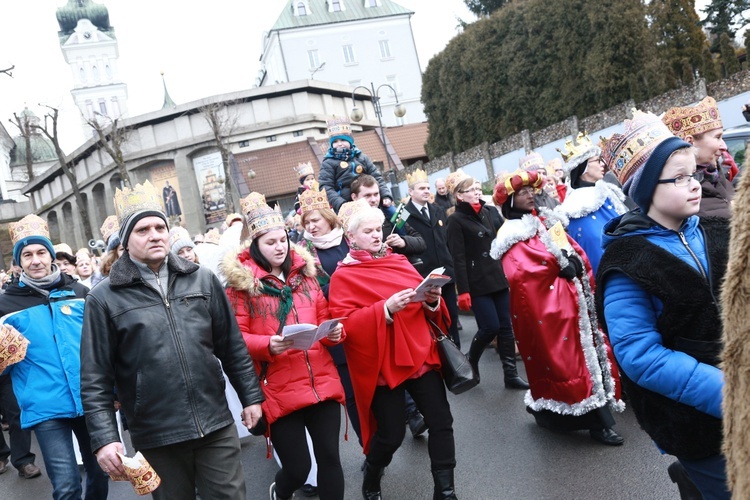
[271,0,413,31]
[234,122,428,200]
[10,134,58,167]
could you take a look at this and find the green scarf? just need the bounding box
[261,283,294,326]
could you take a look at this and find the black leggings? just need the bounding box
[270,400,344,500]
[368,369,456,471]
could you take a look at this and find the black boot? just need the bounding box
[497,336,529,389]
[362,461,384,500]
[466,335,490,384]
[431,469,458,500]
[667,461,702,500]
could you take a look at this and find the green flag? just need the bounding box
[390,203,410,230]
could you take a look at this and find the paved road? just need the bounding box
[0,315,679,499]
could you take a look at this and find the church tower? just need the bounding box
[56,0,128,135]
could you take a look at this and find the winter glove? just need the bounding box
[458,292,472,312]
[558,250,584,280]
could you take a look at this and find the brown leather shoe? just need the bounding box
[18,462,42,479]
[0,458,9,475]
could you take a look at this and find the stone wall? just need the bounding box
[402,70,750,181]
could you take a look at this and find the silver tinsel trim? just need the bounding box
[490,215,539,260]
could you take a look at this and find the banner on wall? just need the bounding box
[149,162,184,224]
[192,151,227,225]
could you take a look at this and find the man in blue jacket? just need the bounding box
[0,214,108,499]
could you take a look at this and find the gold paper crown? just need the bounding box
[609,109,674,186]
[225,213,243,227]
[9,214,50,245]
[557,133,602,173]
[203,228,221,245]
[519,152,545,172]
[294,161,315,179]
[114,180,164,224]
[444,169,471,195]
[327,115,352,138]
[99,215,120,243]
[240,192,267,216]
[662,96,723,139]
[298,188,330,215]
[168,227,191,248]
[406,168,429,188]
[0,324,29,373]
[338,199,370,232]
[246,204,286,241]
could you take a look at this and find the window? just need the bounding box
[386,75,399,97]
[297,2,307,15]
[293,130,303,137]
[266,135,277,143]
[331,0,342,11]
[239,140,250,148]
[98,101,107,116]
[308,50,320,69]
[379,40,391,59]
[348,79,362,88]
[365,0,379,7]
[342,45,356,64]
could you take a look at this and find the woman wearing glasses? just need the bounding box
[490,170,625,446]
[444,170,528,389]
[554,134,630,273]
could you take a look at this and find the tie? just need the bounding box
[421,206,429,221]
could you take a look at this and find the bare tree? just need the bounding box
[0,65,13,77]
[85,114,133,188]
[199,101,240,213]
[9,112,34,182]
[33,104,94,242]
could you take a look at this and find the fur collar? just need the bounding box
[490,214,541,260]
[556,180,628,220]
[109,252,198,287]
[222,242,317,295]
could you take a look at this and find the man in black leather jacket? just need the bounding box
[81,192,264,500]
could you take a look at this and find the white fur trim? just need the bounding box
[563,146,601,173]
[490,215,539,260]
[555,180,629,220]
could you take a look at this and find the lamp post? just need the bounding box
[350,82,407,201]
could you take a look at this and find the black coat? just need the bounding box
[446,201,508,296]
[319,152,392,212]
[404,201,454,278]
[81,253,265,451]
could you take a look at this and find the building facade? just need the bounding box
[258,0,425,125]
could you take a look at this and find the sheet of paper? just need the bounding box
[411,267,451,302]
[281,318,346,350]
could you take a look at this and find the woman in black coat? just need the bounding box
[445,171,528,389]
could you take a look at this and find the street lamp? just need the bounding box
[350,82,406,200]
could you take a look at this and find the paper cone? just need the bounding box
[117,451,161,495]
[0,324,29,372]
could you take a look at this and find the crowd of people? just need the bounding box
[0,97,742,500]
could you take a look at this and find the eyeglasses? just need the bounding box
[656,171,704,187]
[458,187,481,193]
[515,187,535,197]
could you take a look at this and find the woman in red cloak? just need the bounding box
[490,170,625,446]
[328,201,458,500]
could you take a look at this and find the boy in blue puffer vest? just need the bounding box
[596,110,730,499]
[318,115,393,214]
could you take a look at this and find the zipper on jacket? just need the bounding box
[153,271,170,309]
[304,351,322,403]
[144,273,204,437]
[678,231,708,281]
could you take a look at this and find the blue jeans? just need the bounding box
[471,289,514,343]
[32,417,109,500]
[678,454,730,500]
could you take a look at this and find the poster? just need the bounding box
[148,162,184,225]
[192,151,227,225]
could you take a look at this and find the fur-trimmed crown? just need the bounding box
[558,133,602,173]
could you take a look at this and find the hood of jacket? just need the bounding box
[222,242,317,295]
[601,211,700,250]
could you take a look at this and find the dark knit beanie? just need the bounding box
[118,210,169,249]
[624,136,692,211]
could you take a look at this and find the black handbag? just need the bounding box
[426,317,478,395]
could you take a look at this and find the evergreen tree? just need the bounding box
[648,0,709,85]
[463,0,513,17]
[701,45,721,81]
[701,0,750,52]
[423,0,674,157]
[720,32,742,75]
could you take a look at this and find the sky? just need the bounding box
[0,0,475,152]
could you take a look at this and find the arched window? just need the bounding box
[332,0,341,11]
[297,2,307,15]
